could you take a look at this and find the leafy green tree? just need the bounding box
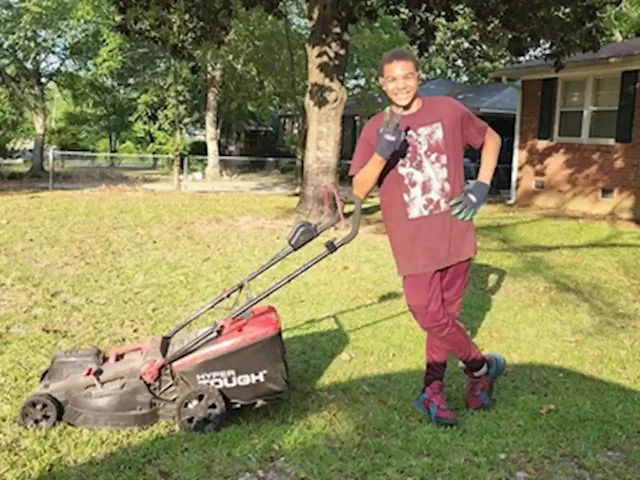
[216,4,307,155]
[0,0,100,173]
[61,32,138,154]
[605,0,640,40]
[416,7,515,84]
[46,84,104,151]
[114,0,283,180]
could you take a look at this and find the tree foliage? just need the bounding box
[113,0,286,180]
[0,88,29,156]
[0,0,626,197]
[56,31,137,152]
[114,0,280,60]
[605,0,640,41]
[0,0,102,171]
[216,5,307,138]
[416,6,515,83]
[390,0,619,68]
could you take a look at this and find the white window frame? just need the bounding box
[554,74,620,145]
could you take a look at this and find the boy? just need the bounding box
[349,48,506,427]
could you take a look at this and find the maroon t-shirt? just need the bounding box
[349,96,489,277]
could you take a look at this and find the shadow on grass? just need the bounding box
[477,219,640,336]
[462,262,506,339]
[32,363,640,479]
[25,264,519,479]
[284,260,505,353]
[283,291,403,336]
[478,223,640,253]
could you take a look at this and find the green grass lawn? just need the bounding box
[1,188,639,480]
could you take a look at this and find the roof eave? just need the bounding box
[493,55,640,80]
[478,108,516,115]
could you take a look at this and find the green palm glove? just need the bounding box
[450,180,490,221]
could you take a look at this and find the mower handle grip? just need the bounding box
[334,196,362,248]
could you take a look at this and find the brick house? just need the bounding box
[493,37,640,220]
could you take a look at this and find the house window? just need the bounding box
[556,75,620,142]
[600,187,615,200]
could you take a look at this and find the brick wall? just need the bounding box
[516,79,640,220]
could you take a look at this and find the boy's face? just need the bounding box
[380,60,420,108]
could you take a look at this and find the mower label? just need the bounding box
[196,369,268,389]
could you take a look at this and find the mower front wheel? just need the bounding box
[176,385,227,433]
[19,394,63,429]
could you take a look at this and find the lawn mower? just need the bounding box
[18,188,362,433]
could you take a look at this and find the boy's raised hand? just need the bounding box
[376,106,404,161]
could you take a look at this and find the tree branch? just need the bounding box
[0,69,33,109]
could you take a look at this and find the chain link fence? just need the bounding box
[50,150,174,189]
[0,149,310,192]
[1,148,507,196]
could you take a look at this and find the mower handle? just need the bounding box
[161,194,363,365]
[334,196,362,248]
[223,195,363,320]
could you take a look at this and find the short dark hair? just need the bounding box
[379,48,418,77]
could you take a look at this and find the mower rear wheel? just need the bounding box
[176,386,227,433]
[19,394,63,429]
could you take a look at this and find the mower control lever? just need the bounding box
[288,221,319,250]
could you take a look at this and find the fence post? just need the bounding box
[48,147,54,190]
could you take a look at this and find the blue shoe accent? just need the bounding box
[487,352,506,379]
[429,403,437,421]
[414,393,429,415]
[466,352,507,410]
[413,391,458,427]
[414,393,437,422]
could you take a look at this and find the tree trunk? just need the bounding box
[109,134,117,153]
[296,1,350,220]
[29,83,46,174]
[173,116,181,190]
[295,111,307,184]
[109,133,117,166]
[205,61,222,181]
[282,2,306,185]
[173,151,181,190]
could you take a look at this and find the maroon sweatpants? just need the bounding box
[403,259,484,374]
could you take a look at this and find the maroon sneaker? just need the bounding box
[414,380,457,427]
[466,353,506,410]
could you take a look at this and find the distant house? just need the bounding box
[493,37,640,220]
[242,77,518,189]
[425,79,518,193]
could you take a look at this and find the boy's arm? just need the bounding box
[450,101,502,220]
[350,107,405,200]
[352,153,387,200]
[476,127,501,186]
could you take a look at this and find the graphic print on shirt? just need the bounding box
[397,122,451,219]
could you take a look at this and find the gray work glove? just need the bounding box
[449,180,490,221]
[376,106,404,160]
